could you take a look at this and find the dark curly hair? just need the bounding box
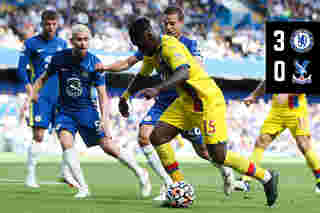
[128,17,152,46]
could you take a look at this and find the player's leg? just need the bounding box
[235,111,283,192]
[140,107,183,184]
[235,134,275,192]
[181,128,235,196]
[291,115,320,192]
[25,98,52,188]
[139,124,173,186]
[56,114,88,198]
[59,130,89,198]
[203,104,279,206]
[25,126,46,188]
[97,134,151,198]
[295,135,320,192]
[56,131,80,189]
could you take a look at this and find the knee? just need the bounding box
[199,150,211,161]
[255,134,272,149]
[210,154,225,165]
[33,131,44,142]
[296,136,312,154]
[149,130,161,146]
[138,131,151,147]
[207,144,226,164]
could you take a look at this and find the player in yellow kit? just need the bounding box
[235,81,320,193]
[128,17,279,207]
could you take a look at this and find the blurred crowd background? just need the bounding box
[1,93,320,158]
[1,0,320,159]
[0,0,267,59]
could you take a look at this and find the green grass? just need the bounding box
[0,155,319,213]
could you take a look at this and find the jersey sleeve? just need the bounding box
[134,51,144,61]
[47,55,57,77]
[121,56,154,100]
[162,40,190,72]
[62,40,68,49]
[93,57,105,87]
[17,41,32,85]
[189,40,201,57]
[139,56,154,77]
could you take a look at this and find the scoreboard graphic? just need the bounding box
[266,21,319,94]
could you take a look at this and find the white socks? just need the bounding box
[218,165,233,178]
[142,144,173,186]
[117,146,146,185]
[26,142,42,178]
[63,147,88,189]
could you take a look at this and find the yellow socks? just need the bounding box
[155,143,184,182]
[224,151,271,183]
[305,149,320,183]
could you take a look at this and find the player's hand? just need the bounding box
[31,93,39,103]
[243,95,256,106]
[118,97,130,118]
[95,63,105,73]
[135,88,159,100]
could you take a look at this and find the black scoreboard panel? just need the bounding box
[266,21,319,94]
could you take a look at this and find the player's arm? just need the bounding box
[95,52,143,73]
[154,43,190,92]
[32,57,56,101]
[243,80,265,106]
[119,57,154,117]
[136,43,190,99]
[121,56,154,100]
[96,84,112,138]
[17,42,33,101]
[94,62,112,138]
[32,71,50,100]
[250,80,266,99]
[190,39,204,68]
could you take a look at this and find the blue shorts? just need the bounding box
[55,109,105,147]
[28,96,57,129]
[28,76,59,130]
[180,128,203,145]
[139,101,203,145]
[140,101,171,126]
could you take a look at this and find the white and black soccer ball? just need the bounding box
[166,181,196,208]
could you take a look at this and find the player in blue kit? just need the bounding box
[16,10,79,188]
[31,24,151,198]
[96,6,234,199]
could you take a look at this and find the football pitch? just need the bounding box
[0,154,319,213]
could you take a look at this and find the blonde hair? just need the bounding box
[71,24,91,38]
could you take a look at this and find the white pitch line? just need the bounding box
[0,178,64,185]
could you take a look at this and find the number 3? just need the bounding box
[274,30,285,52]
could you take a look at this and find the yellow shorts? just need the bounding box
[159,97,228,145]
[260,107,310,138]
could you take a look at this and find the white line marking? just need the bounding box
[0,178,64,185]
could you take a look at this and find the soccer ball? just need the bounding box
[166,181,196,208]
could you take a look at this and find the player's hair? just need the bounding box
[41,10,59,21]
[71,24,91,38]
[163,5,184,21]
[128,17,152,46]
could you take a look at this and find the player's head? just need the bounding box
[71,24,91,56]
[162,5,184,38]
[41,10,59,39]
[129,17,159,56]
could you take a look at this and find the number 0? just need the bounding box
[274,61,285,82]
[273,30,285,51]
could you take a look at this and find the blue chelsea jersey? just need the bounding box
[47,49,105,111]
[17,35,67,100]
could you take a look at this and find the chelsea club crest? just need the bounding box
[290,29,314,53]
